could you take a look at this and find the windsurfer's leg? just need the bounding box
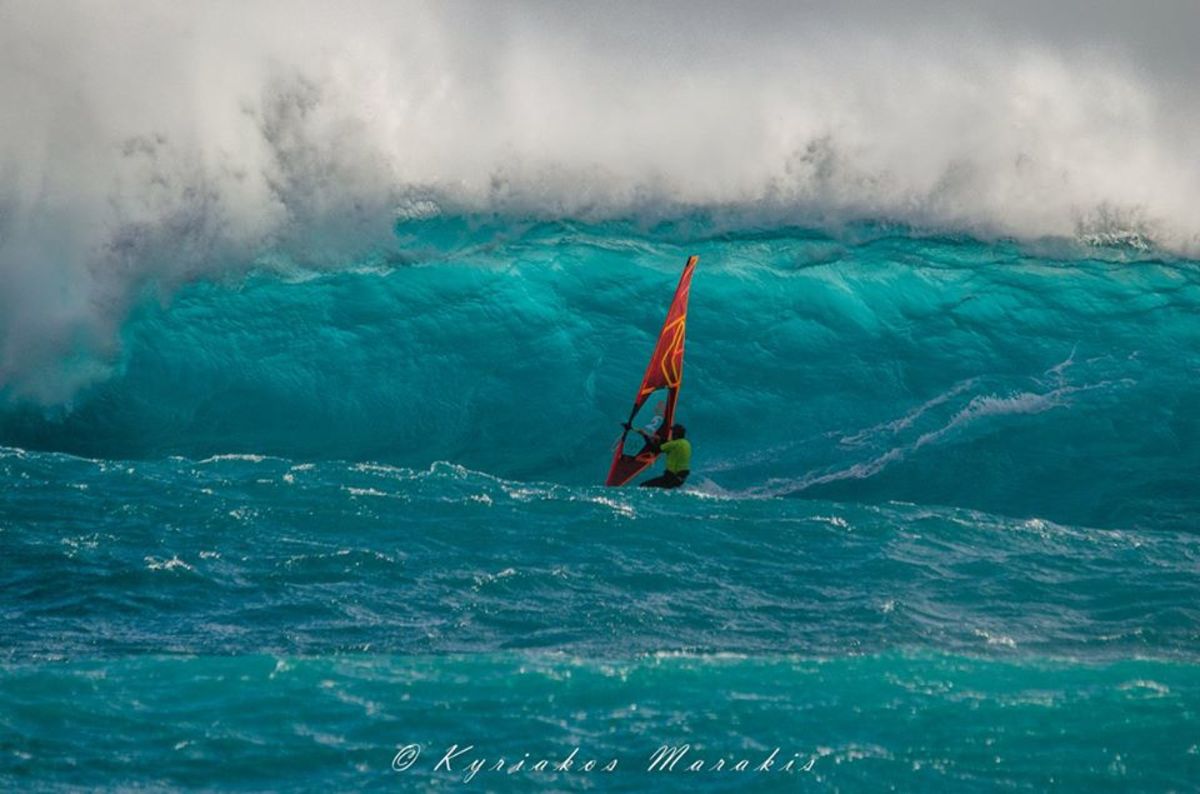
[640,473,673,488]
[641,471,688,489]
[660,471,687,489]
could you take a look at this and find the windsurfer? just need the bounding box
[604,254,697,487]
[637,424,691,489]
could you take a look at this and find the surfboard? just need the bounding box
[605,255,698,486]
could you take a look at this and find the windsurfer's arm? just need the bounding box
[642,431,666,453]
[622,422,652,440]
[621,422,661,450]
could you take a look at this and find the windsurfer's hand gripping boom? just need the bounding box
[621,422,662,448]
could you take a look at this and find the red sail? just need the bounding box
[605,255,698,486]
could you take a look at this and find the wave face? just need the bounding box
[3,220,1199,530]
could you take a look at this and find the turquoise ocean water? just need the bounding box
[3,218,1200,790]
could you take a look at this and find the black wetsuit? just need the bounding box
[639,469,690,489]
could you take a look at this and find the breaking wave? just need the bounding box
[3,1,1200,400]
